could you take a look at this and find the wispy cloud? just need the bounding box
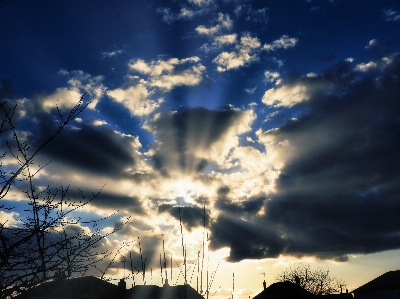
[235,5,269,24]
[196,13,233,36]
[262,35,298,51]
[188,0,214,7]
[383,8,400,22]
[100,49,124,58]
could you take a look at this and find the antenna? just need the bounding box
[232,272,234,299]
[184,245,187,285]
[206,232,209,299]
[179,206,184,256]
[121,257,126,279]
[160,253,163,285]
[197,250,200,292]
[201,202,206,294]
[163,234,167,283]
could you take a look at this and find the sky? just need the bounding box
[1,0,400,298]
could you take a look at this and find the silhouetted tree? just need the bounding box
[0,97,128,298]
[276,263,346,295]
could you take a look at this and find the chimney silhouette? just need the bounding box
[118,278,126,289]
[164,277,170,287]
[263,280,266,290]
[295,276,300,287]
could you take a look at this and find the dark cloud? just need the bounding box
[216,186,265,215]
[148,106,245,176]
[210,53,400,262]
[158,204,209,231]
[35,121,137,176]
[91,192,145,215]
[209,214,284,262]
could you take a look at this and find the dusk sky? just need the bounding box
[1,0,400,298]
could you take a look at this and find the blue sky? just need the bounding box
[1,0,400,298]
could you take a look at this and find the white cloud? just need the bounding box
[200,34,237,53]
[383,9,400,22]
[245,86,257,94]
[129,59,152,74]
[262,77,336,108]
[188,0,214,6]
[107,84,162,117]
[41,71,105,112]
[306,72,317,77]
[262,35,298,51]
[0,211,21,227]
[213,33,261,71]
[365,39,379,50]
[179,7,195,19]
[129,57,205,92]
[264,70,280,83]
[354,61,378,72]
[354,56,393,72]
[234,5,268,24]
[41,87,83,112]
[262,84,310,107]
[196,13,232,36]
[214,34,237,47]
[92,119,108,126]
[157,7,176,24]
[100,49,124,58]
[157,4,209,23]
[213,34,298,72]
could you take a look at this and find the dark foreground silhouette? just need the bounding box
[14,270,400,299]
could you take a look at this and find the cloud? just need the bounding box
[354,56,393,72]
[188,0,214,6]
[235,5,269,24]
[36,122,139,176]
[0,211,21,227]
[157,3,211,23]
[262,76,336,108]
[264,70,281,84]
[129,57,205,92]
[214,33,238,47]
[383,8,400,22]
[145,106,255,176]
[40,87,83,112]
[41,70,106,111]
[262,35,298,51]
[213,33,261,71]
[200,34,237,53]
[157,7,177,24]
[209,53,400,262]
[158,205,209,231]
[212,34,297,72]
[107,84,162,117]
[100,49,124,58]
[196,13,232,36]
